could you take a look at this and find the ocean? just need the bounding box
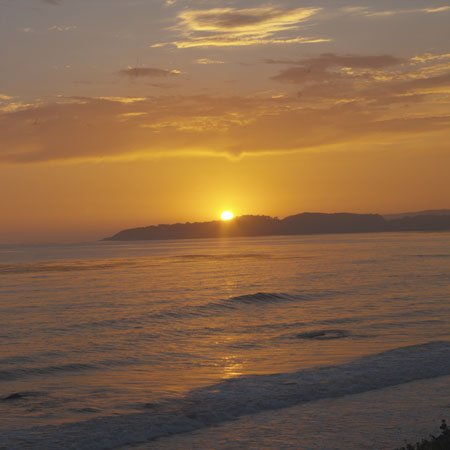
[1,232,449,449]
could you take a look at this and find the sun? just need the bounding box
[221,211,234,221]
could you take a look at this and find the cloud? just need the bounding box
[178,7,313,30]
[119,67,182,78]
[1,71,449,165]
[411,53,450,63]
[419,6,450,13]
[1,50,449,165]
[152,6,328,48]
[269,53,404,84]
[49,25,77,32]
[196,58,225,65]
[270,54,404,69]
[269,52,450,112]
[0,95,34,113]
[94,97,146,104]
[42,0,62,5]
[362,5,450,17]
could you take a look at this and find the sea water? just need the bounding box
[0,232,449,449]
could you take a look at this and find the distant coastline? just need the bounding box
[103,210,450,241]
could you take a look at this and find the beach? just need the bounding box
[129,375,450,450]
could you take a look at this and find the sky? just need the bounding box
[0,0,449,243]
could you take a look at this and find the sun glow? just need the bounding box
[221,211,234,221]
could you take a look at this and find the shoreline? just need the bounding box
[123,375,450,450]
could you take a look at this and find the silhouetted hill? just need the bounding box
[389,214,450,231]
[104,212,450,241]
[383,209,450,220]
[105,215,279,241]
[281,213,385,234]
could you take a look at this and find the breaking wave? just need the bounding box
[2,341,450,450]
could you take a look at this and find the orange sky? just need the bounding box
[1,0,449,242]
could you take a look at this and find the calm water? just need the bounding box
[1,232,450,449]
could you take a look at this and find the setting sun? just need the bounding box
[221,211,234,221]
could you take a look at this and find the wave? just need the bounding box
[13,291,336,337]
[413,254,450,258]
[295,329,351,340]
[0,355,36,366]
[191,290,337,315]
[83,292,307,328]
[174,253,308,262]
[0,357,139,381]
[3,341,450,450]
[227,292,300,305]
[0,253,296,275]
[1,391,42,402]
[191,292,307,315]
[175,253,270,261]
[0,260,138,275]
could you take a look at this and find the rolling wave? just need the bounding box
[413,253,450,258]
[193,292,308,315]
[12,291,332,337]
[0,358,139,381]
[2,341,450,450]
[0,260,138,275]
[295,329,351,340]
[175,253,270,261]
[226,292,300,305]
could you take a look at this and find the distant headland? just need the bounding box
[103,210,450,241]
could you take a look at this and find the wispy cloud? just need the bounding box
[412,53,450,63]
[269,53,404,85]
[196,58,225,65]
[361,5,450,17]
[270,52,450,107]
[119,67,182,78]
[95,97,146,104]
[0,94,34,114]
[421,6,450,13]
[48,25,77,32]
[152,6,328,48]
[268,53,403,69]
[42,0,62,5]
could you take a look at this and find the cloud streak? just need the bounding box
[119,67,182,78]
[356,5,450,17]
[48,25,77,32]
[152,6,328,48]
[196,58,225,65]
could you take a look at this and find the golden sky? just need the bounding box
[0,0,449,242]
